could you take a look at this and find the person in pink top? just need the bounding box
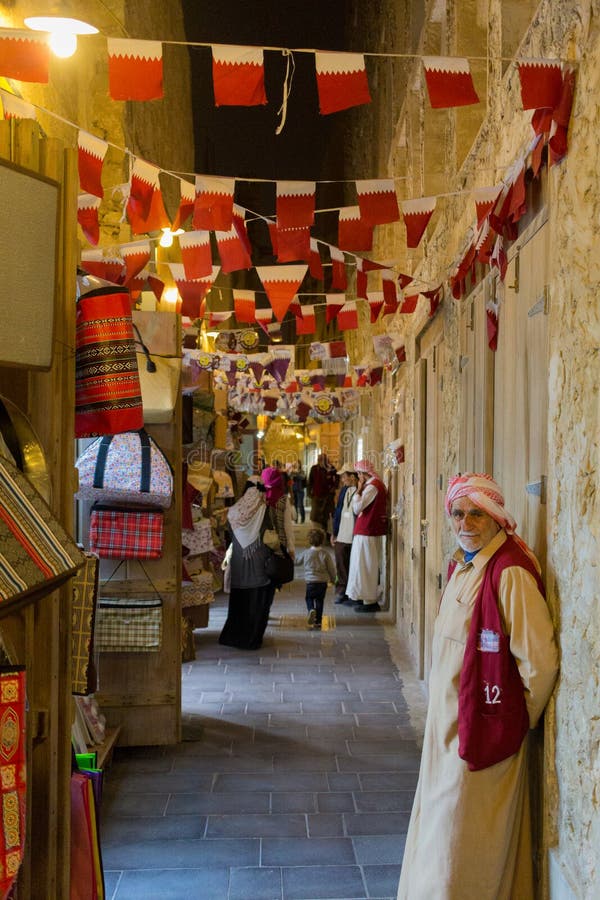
[345,458,388,612]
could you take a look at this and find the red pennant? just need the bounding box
[209,310,232,328]
[356,257,385,301]
[255,308,272,335]
[329,246,347,291]
[337,301,358,331]
[338,207,373,251]
[169,263,220,319]
[216,227,253,272]
[180,231,213,280]
[423,57,479,108]
[121,241,151,284]
[382,271,398,309]
[276,181,316,228]
[77,132,107,199]
[295,305,316,335]
[491,236,508,281]
[326,294,345,324]
[127,159,159,223]
[315,52,371,115]
[508,166,526,224]
[402,197,437,248]
[368,366,384,386]
[356,179,400,225]
[472,184,503,228]
[172,180,195,231]
[77,195,101,246]
[517,60,563,110]
[193,175,235,231]
[423,286,443,318]
[309,238,324,280]
[0,30,49,83]
[148,274,164,303]
[394,343,406,363]
[129,184,170,235]
[234,290,256,324]
[80,252,125,285]
[233,204,253,258]
[256,264,308,321]
[270,224,311,263]
[367,292,384,323]
[107,39,163,101]
[549,68,576,166]
[476,221,495,264]
[400,294,419,314]
[1,92,36,119]
[486,303,499,351]
[212,44,266,106]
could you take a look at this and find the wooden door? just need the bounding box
[459,283,495,473]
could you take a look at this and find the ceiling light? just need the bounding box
[24,16,98,59]
[159,227,184,248]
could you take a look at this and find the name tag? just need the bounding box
[478,628,500,653]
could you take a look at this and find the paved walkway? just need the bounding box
[101,545,427,900]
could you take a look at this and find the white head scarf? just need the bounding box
[227,486,266,552]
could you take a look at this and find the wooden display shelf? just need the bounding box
[90,725,121,770]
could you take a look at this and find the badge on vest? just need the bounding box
[478,629,500,653]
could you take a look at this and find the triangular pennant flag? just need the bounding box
[315,51,371,115]
[399,293,420,314]
[234,290,256,324]
[393,339,406,363]
[133,183,170,235]
[368,366,384,387]
[356,257,385,299]
[337,301,358,331]
[423,57,479,108]
[423,285,443,318]
[120,240,151,285]
[215,227,253,273]
[193,175,235,231]
[295,304,316,335]
[80,251,125,285]
[127,159,160,224]
[338,207,373,251]
[266,355,291,383]
[0,30,49,83]
[367,291,384,323]
[381,270,399,313]
[486,300,499,351]
[256,264,308,321]
[329,246,347,291]
[233,204,253,258]
[309,238,324,280]
[209,309,233,327]
[148,273,164,302]
[508,165,526,224]
[169,263,220,319]
[326,293,345,324]
[490,235,508,281]
[271,225,311,263]
[1,90,36,120]
[172,179,195,231]
[127,266,153,298]
[476,220,495,264]
[180,231,213,280]
[517,59,563,110]
[212,44,266,106]
[549,68,576,166]
[107,38,163,101]
[77,131,108,199]
[401,196,437,248]
[77,194,101,246]
[398,272,414,289]
[255,307,273,335]
[472,184,503,228]
[356,179,400,225]
[276,181,316,229]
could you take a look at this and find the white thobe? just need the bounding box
[345,480,382,603]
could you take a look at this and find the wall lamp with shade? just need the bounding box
[24,16,98,58]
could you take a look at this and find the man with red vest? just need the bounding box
[345,458,388,612]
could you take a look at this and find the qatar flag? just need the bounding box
[272,225,311,263]
[193,175,235,231]
[169,263,220,319]
[381,270,398,312]
[356,179,400,225]
[399,293,420,314]
[233,204,253,258]
[212,44,266,106]
[295,305,316,335]
[490,235,507,281]
[315,51,371,115]
[549,68,576,166]
[234,290,256,324]
[486,300,499,351]
[132,183,170,235]
[77,132,108,199]
[401,196,437,248]
[120,240,151,284]
[1,91,36,120]
[367,292,384,324]
[476,220,495,264]
[80,251,125,285]
[107,39,163,101]
[276,181,316,229]
[172,179,195,231]
[77,195,101,246]
[215,227,253,273]
[326,293,345,324]
[423,57,479,108]
[209,309,233,328]
[329,246,347,291]
[472,184,503,228]
[356,257,385,300]
[180,231,212,280]
[309,238,324,280]
[256,264,308,321]
[517,60,563,110]
[338,207,373,252]
[0,30,49,83]
[337,301,358,331]
[127,159,160,223]
[255,307,273,335]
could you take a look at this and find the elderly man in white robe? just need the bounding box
[344,458,388,612]
[397,473,559,900]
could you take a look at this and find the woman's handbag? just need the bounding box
[95,597,163,652]
[133,324,182,425]
[264,547,295,585]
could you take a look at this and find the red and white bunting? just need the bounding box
[548,68,575,166]
[337,301,358,331]
[77,194,101,246]
[355,256,385,299]
[270,224,311,263]
[423,285,443,318]
[212,44,266,107]
[77,131,108,199]
[475,220,494,265]
[276,181,316,229]
[128,159,160,223]
[233,204,253,258]
[128,267,152,297]
[309,238,324,280]
[315,51,371,115]
[215,227,253,273]
[356,179,400,225]
[180,231,212,280]
[423,56,479,108]
[80,251,125,285]
[132,183,170,235]
[255,307,273,335]
[209,309,233,327]
[107,38,163,101]
[1,91,36,120]
[169,263,220,319]
[401,196,437,248]
[490,235,507,281]
[486,299,499,351]
[0,30,49,83]
[367,291,384,323]
[329,246,347,291]
[256,264,308,321]
[399,293,420,314]
[326,293,345,324]
[338,207,373,252]
[120,240,151,284]
[295,304,316,335]
[234,290,256,323]
[193,175,235,231]
[309,339,347,359]
[172,179,195,231]
[472,184,503,228]
[517,60,563,110]
[381,271,399,313]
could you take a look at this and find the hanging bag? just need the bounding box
[89,503,164,560]
[262,508,294,585]
[133,324,182,425]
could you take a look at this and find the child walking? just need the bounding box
[295,528,337,629]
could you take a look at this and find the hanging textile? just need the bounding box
[0,667,26,899]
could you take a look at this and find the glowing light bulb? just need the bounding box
[159,228,174,248]
[163,287,179,307]
[49,31,77,57]
[24,17,98,59]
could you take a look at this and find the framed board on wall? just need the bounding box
[0,159,59,370]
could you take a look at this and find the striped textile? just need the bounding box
[95,598,162,652]
[71,554,99,695]
[0,667,26,898]
[89,506,163,559]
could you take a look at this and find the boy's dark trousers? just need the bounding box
[305,582,327,624]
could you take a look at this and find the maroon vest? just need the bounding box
[353,478,388,536]
[457,535,545,771]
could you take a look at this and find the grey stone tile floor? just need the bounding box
[102,535,426,900]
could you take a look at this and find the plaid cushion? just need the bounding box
[95,598,162,652]
[89,505,164,559]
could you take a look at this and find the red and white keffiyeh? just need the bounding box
[445,474,516,531]
[354,458,378,478]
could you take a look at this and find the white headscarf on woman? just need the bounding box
[227,485,266,556]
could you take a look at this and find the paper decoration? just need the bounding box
[77,195,101,246]
[367,291,384,323]
[338,207,373,251]
[127,159,160,224]
[329,246,347,291]
[77,132,108,199]
[107,38,163,101]
[490,235,507,281]
[315,51,371,115]
[381,270,399,313]
[295,304,316,335]
[356,256,385,300]
[472,184,503,228]
[356,179,400,225]
[209,309,233,327]
[309,339,347,359]
[0,30,49,83]
[424,285,443,318]
[215,227,253,272]
[169,263,220,318]
[233,290,256,323]
[486,300,499,351]
[276,181,316,229]
[423,57,479,108]
[120,240,151,284]
[401,196,437,248]
[134,184,170,234]
[326,293,345,324]
[233,204,253,258]
[548,68,576,165]
[212,44,266,106]
[399,293,419,314]
[180,231,212,280]
[517,60,563,110]
[80,251,125,285]
[255,307,273,335]
[256,264,308,321]
[337,301,358,331]
[309,238,324,280]
[0,91,36,120]
[269,223,311,263]
[172,180,195,231]
[193,175,235,231]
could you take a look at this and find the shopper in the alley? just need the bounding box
[345,458,388,612]
[295,527,336,629]
[331,468,358,605]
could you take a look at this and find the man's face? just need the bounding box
[450,497,500,553]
